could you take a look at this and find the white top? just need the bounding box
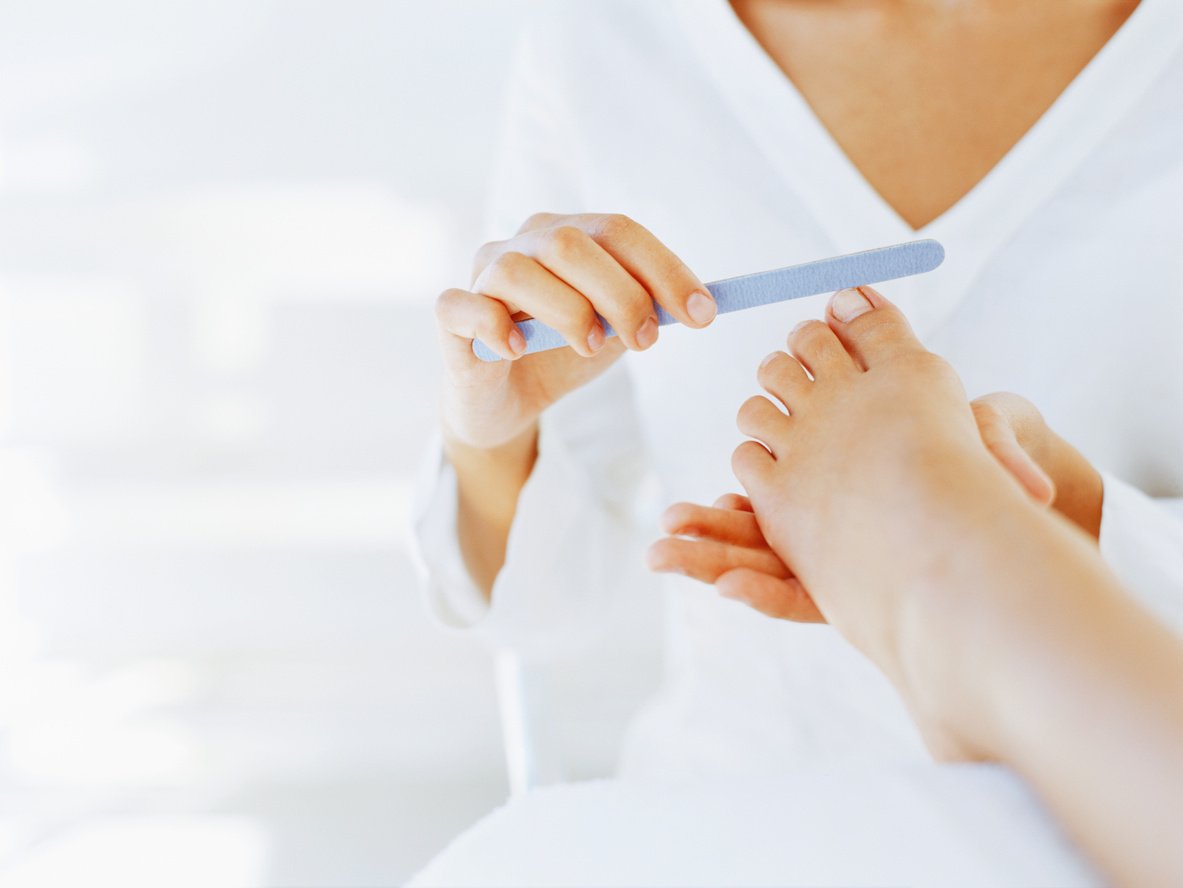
[413,0,1183,778]
[411,765,1097,887]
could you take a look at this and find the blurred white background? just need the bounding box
[0,1,530,884]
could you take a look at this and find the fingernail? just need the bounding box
[586,323,605,354]
[636,315,659,349]
[686,291,716,325]
[830,287,873,323]
[508,328,526,356]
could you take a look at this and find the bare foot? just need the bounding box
[731,287,1052,755]
[648,392,1061,624]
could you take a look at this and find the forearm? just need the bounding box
[908,493,1183,886]
[444,423,539,598]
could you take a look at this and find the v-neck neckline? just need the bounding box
[672,0,1183,333]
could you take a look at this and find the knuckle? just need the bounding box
[561,301,597,333]
[434,287,464,320]
[471,240,503,278]
[473,298,508,329]
[546,225,588,260]
[608,284,653,328]
[521,211,558,232]
[592,212,635,240]
[651,256,693,294]
[489,250,532,286]
[540,296,594,335]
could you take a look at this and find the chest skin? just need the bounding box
[729,0,1139,230]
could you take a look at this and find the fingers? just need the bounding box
[716,568,825,623]
[584,214,716,330]
[972,399,1056,506]
[435,287,526,363]
[469,214,713,357]
[473,251,603,357]
[660,500,767,548]
[520,225,657,351]
[516,212,562,234]
[712,493,753,512]
[972,391,1046,455]
[647,536,790,585]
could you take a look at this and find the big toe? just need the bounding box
[826,286,925,369]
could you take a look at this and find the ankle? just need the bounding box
[880,463,1046,757]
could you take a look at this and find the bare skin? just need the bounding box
[730,0,1140,229]
[435,0,1116,597]
[438,213,715,592]
[649,387,1102,623]
[658,287,1183,885]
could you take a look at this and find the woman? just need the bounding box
[414,0,1183,776]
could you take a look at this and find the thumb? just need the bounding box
[974,402,1056,506]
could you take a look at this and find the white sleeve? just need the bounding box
[481,8,587,239]
[410,11,654,659]
[412,361,650,659]
[1098,471,1183,634]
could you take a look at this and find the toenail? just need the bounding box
[830,288,873,323]
[759,351,780,370]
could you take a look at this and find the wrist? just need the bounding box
[443,421,539,526]
[443,422,540,598]
[888,466,1059,759]
[896,473,1111,763]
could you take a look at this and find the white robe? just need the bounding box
[413,0,1183,779]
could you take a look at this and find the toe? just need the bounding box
[731,440,774,489]
[826,286,925,369]
[736,395,790,454]
[786,320,855,379]
[757,351,811,412]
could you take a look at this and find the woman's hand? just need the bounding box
[651,492,826,622]
[971,391,1103,539]
[647,392,1088,622]
[436,212,716,451]
[437,213,715,596]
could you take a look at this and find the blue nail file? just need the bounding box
[472,238,944,361]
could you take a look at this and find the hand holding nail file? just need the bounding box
[472,239,945,362]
